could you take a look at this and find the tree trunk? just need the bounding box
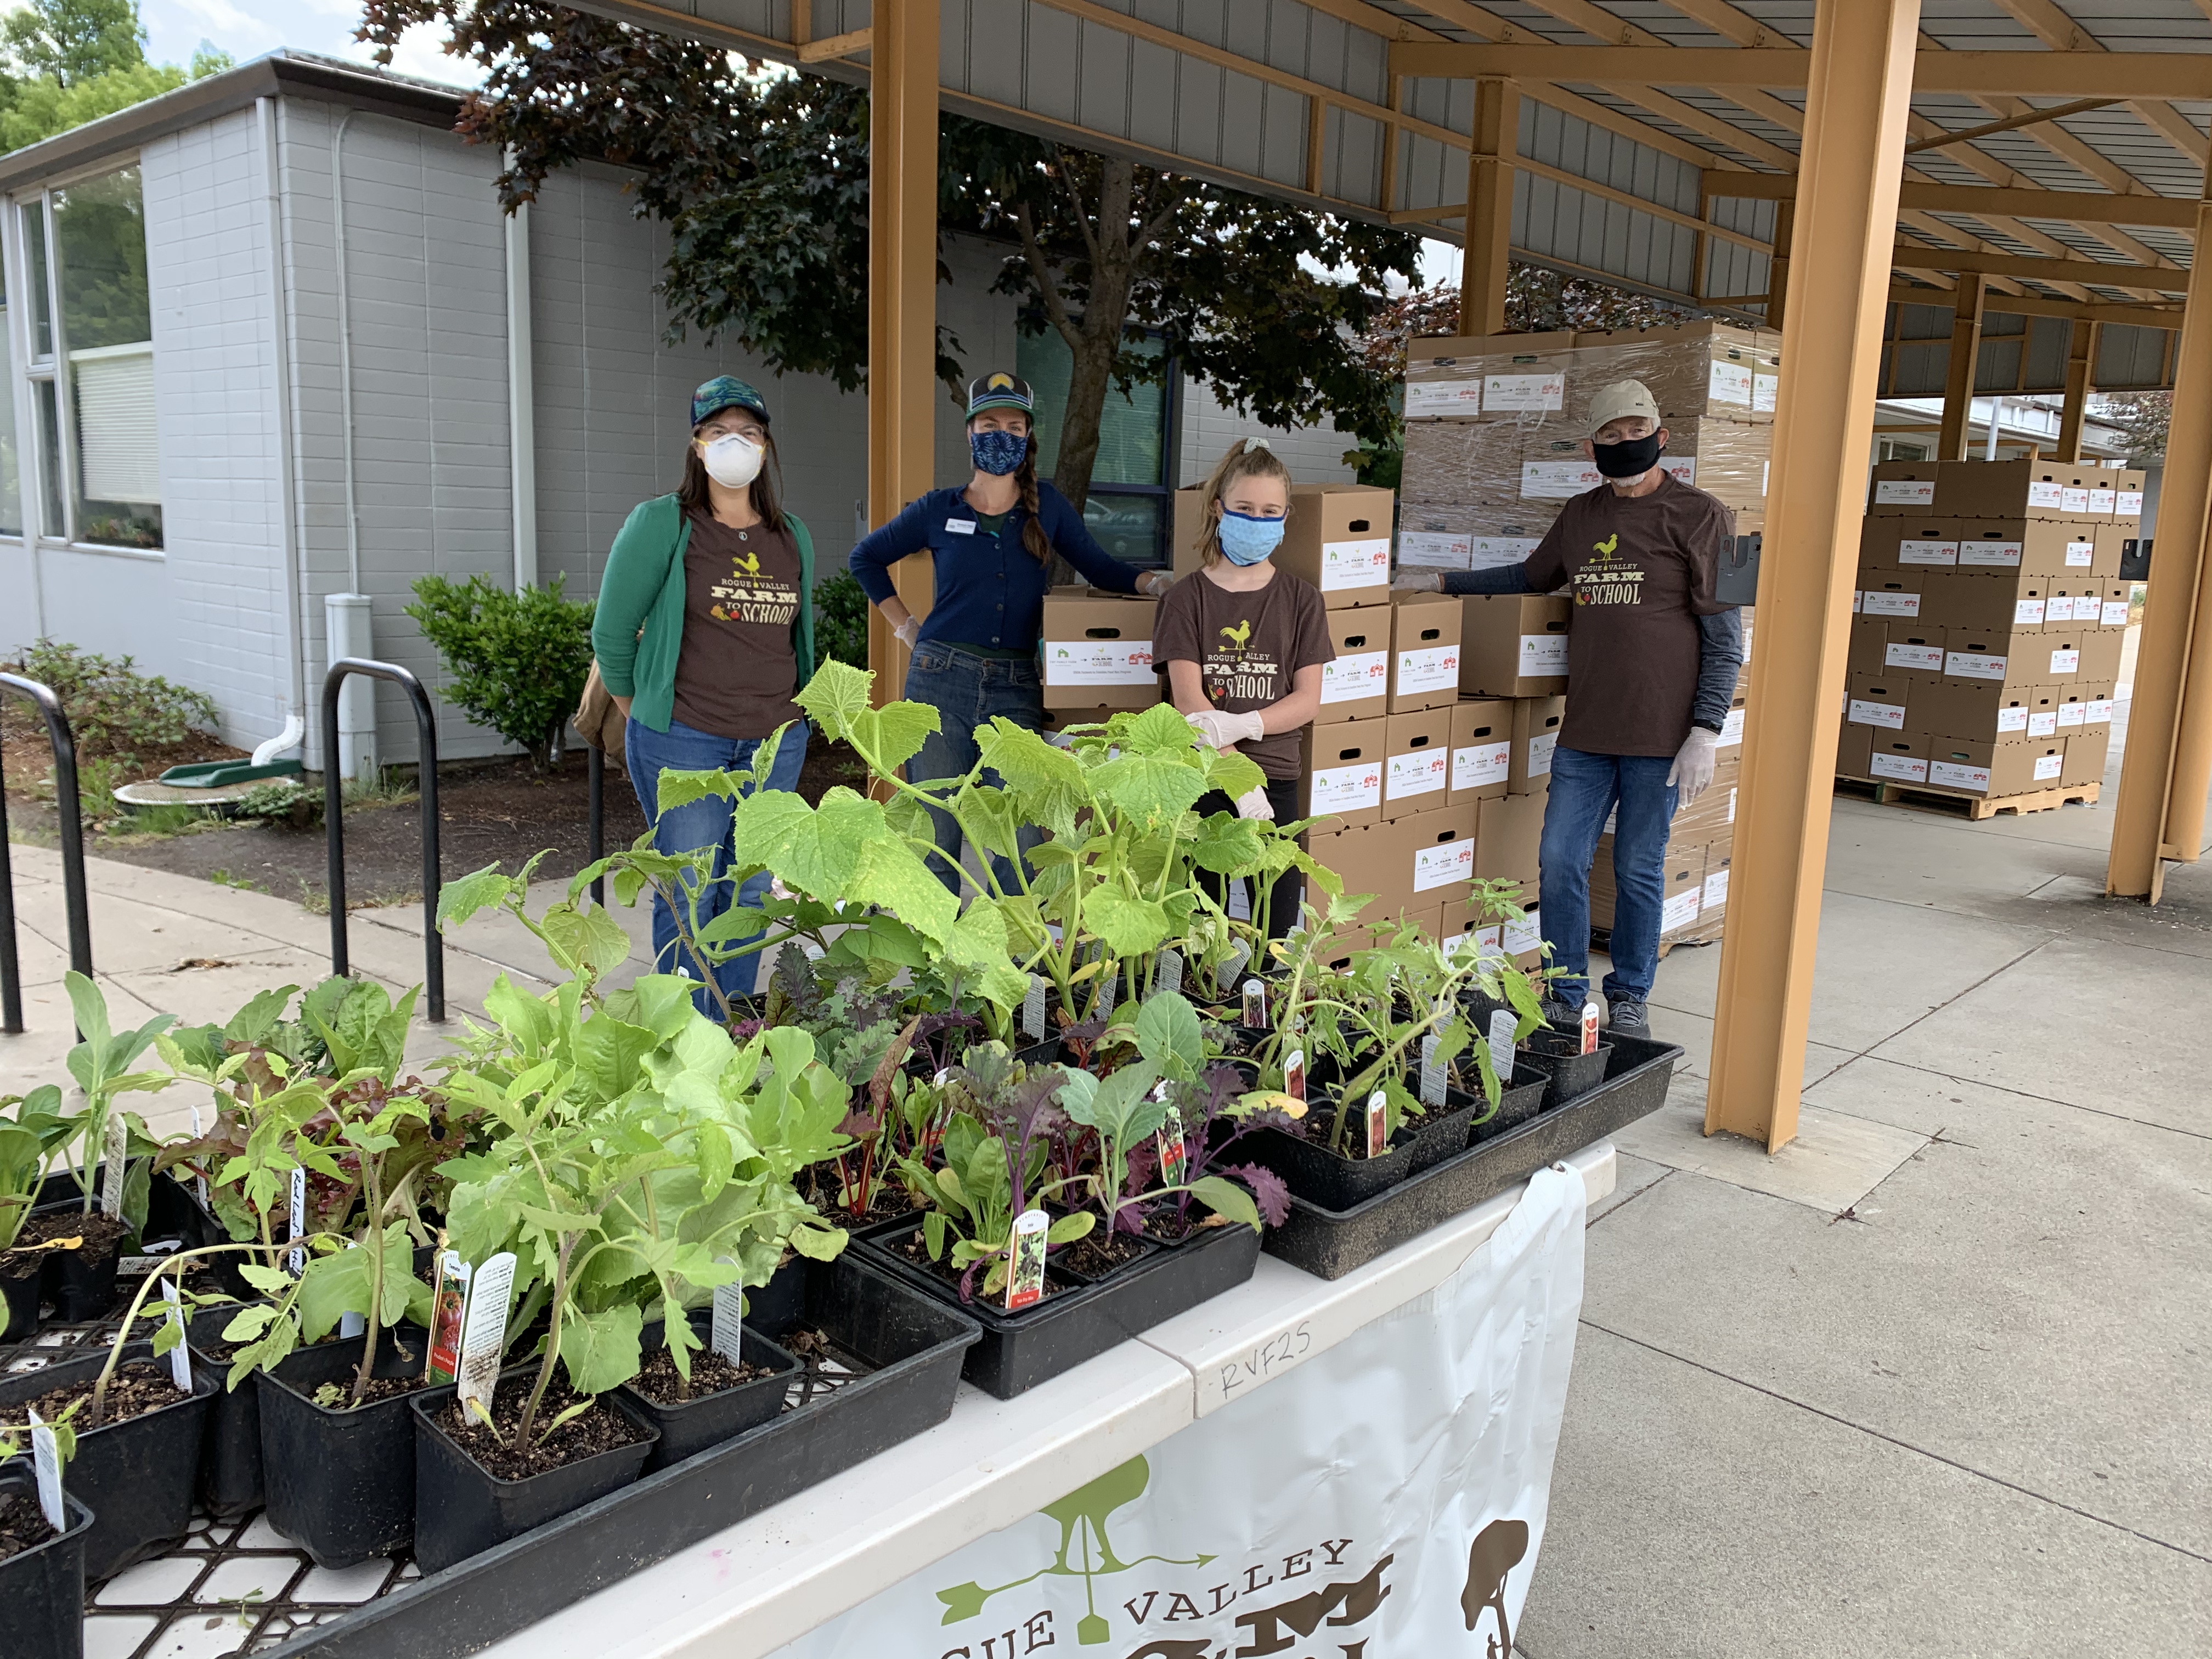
[1045,157,1140,528]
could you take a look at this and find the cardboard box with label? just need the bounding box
[1936,459,2102,523]
[1953,520,2103,578]
[1866,461,1940,514]
[2100,579,2134,630]
[2043,583,2101,631]
[1314,606,1392,720]
[1447,698,1511,805]
[1918,678,2042,743]
[1860,518,1959,572]
[1923,735,2067,797]
[1389,593,1463,713]
[1171,483,1395,606]
[1376,802,1479,910]
[1381,707,1453,817]
[1857,573,1927,621]
[1300,718,1386,831]
[1040,591,1161,712]
[1916,571,2033,631]
[1882,622,1949,681]
[1847,615,1891,674]
[1399,422,1526,508]
[1396,507,1558,574]
[1658,848,1707,939]
[1863,730,1932,785]
[2076,627,2125,686]
[1701,845,1732,920]
[2110,469,2146,522]
[1939,630,2044,696]
[1474,791,1544,888]
[1570,321,1779,424]
[1845,671,1914,732]
[1402,332,1575,422]
[1459,594,1571,697]
[2062,725,2109,788]
[1510,695,1564,794]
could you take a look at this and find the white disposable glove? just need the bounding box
[1187,708,1266,751]
[1392,569,1443,594]
[893,616,921,648]
[1668,726,1720,804]
[1139,571,1175,596]
[1234,785,1276,821]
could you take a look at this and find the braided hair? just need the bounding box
[1012,434,1051,565]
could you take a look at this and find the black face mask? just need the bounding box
[1593,431,1664,479]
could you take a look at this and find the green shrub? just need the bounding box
[815,568,871,672]
[404,575,595,770]
[5,640,219,755]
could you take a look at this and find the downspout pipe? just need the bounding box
[503,149,537,594]
[258,94,306,762]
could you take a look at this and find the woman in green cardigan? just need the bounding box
[591,376,817,1010]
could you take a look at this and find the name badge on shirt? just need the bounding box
[946,519,977,535]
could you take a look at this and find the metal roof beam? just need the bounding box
[1706,175,2202,231]
[1889,244,2186,291]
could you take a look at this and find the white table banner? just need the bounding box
[769,1165,1587,1659]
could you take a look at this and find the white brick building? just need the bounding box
[0,53,1357,768]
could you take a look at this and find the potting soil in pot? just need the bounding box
[1053,1228,1152,1277]
[21,1360,183,1427]
[0,1489,57,1561]
[14,1210,127,1256]
[439,1374,650,1482]
[889,1230,1070,1306]
[627,1342,773,1407]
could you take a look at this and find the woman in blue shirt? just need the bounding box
[851,371,1171,893]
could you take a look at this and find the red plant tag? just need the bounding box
[1364,1091,1389,1159]
[424,1251,471,1385]
[1006,1209,1049,1311]
[1284,1048,1307,1103]
[1580,997,1602,1056]
[1157,1107,1188,1188]
[1241,979,1267,1026]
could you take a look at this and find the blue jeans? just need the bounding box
[1539,746,1678,1005]
[903,644,1047,896]
[623,714,811,1012]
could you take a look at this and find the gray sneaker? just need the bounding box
[1606,998,1650,1038]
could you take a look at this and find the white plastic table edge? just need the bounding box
[480,1140,1617,1659]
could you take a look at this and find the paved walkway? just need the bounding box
[2,706,2205,1655]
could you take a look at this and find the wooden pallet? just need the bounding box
[1592,925,1722,962]
[1835,774,2100,821]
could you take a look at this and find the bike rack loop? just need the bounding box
[0,672,92,1034]
[586,743,606,907]
[321,658,444,1022]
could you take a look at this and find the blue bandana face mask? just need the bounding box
[970,428,1029,476]
[1216,510,1285,566]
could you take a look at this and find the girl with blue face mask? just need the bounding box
[850,372,1173,894]
[1153,439,1337,939]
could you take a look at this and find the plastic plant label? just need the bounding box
[1884,642,1944,673]
[100,1112,126,1217]
[455,1251,516,1423]
[1529,731,1559,776]
[2065,540,2095,567]
[1155,948,1183,998]
[1217,940,1252,994]
[1486,1011,1516,1094]
[1044,639,1155,686]
[2102,600,2131,627]
[1396,644,1459,695]
[189,1107,210,1207]
[1157,1107,1189,1189]
[710,1256,747,1364]
[160,1279,193,1392]
[1708,359,1753,405]
[287,1166,308,1276]
[1397,530,1471,568]
[1023,976,1048,1041]
[1363,1092,1389,1160]
[1318,650,1389,704]
[1945,652,2008,681]
[1581,998,1602,1056]
[799,938,826,962]
[2049,648,2080,676]
[2013,598,2047,627]
[1519,633,1570,675]
[1452,741,1510,791]
[1928,760,1991,793]
[1005,1209,1049,1312]
[2029,710,2059,737]
[1319,538,1392,591]
[1242,979,1267,1026]
[28,1409,63,1530]
[425,1252,471,1384]
[1093,969,1117,1019]
[1386,749,1449,801]
[1861,591,1921,617]
[339,1239,365,1340]
[1998,707,2029,733]
[1897,538,1958,566]
[1875,479,1935,506]
[1418,1034,1447,1108]
[1471,535,1541,570]
[1311,760,1383,813]
[1869,753,1928,783]
[1484,370,1565,411]
[1283,1048,1307,1103]
[1959,539,2022,569]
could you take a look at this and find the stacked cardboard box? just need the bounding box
[1842,459,2139,799]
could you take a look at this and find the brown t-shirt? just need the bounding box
[670,513,803,740]
[1153,566,1335,780]
[1523,472,1733,757]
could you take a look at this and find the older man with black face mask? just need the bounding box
[1395,380,1744,1037]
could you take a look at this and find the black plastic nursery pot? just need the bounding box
[619,1312,800,1473]
[1261,1032,1683,1280]
[1,1251,43,1340]
[27,1203,121,1324]
[856,1215,1261,1399]
[409,1370,662,1576]
[256,1325,430,1568]
[1515,1028,1614,1108]
[246,1253,975,1658]
[0,1340,217,1581]
[27,1166,214,1322]
[0,1465,95,1659]
[1242,1066,1548,1210]
[186,1304,267,1520]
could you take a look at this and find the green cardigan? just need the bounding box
[591,493,817,735]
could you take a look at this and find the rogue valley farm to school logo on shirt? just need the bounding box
[1574,531,1644,607]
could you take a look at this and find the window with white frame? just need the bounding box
[0,236,19,537]
[19,163,160,550]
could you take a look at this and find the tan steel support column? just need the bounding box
[1937,275,1988,460]
[1459,78,1518,338]
[1766,199,1793,332]
[2054,320,2099,463]
[1706,0,1922,1153]
[865,0,941,709]
[2108,178,2212,901]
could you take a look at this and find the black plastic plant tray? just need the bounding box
[241,1250,979,1658]
[856,1217,1262,1398]
[1261,1033,1682,1280]
[1241,1066,1548,1210]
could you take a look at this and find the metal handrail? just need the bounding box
[586,744,606,907]
[0,672,91,1034]
[321,658,444,1022]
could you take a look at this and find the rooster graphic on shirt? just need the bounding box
[1573,527,1644,607]
[708,546,797,627]
[1204,612,1278,703]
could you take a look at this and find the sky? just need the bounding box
[138,0,481,87]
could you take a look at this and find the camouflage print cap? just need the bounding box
[691,375,771,428]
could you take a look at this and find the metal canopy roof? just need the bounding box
[585,1,2203,380]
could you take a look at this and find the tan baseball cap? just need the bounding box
[1587,380,1661,435]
